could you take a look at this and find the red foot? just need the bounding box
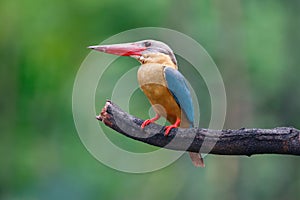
[141,114,160,129]
[164,118,181,136]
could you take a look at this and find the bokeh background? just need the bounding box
[1,0,300,199]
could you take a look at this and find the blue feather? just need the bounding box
[164,67,194,126]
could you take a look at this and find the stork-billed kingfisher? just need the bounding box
[89,40,204,167]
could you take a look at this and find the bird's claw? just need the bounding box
[164,118,181,136]
[141,119,153,128]
[141,114,161,129]
[164,125,177,136]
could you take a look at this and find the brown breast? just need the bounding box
[137,64,183,125]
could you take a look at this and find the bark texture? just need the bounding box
[96,101,300,156]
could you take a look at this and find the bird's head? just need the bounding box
[88,40,177,68]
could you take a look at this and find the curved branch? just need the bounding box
[96,100,300,156]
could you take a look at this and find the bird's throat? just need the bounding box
[140,53,177,69]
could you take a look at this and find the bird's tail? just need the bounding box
[189,152,205,168]
[180,119,205,167]
[186,123,205,167]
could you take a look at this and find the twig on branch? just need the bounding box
[96,100,300,156]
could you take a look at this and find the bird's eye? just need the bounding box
[144,41,151,47]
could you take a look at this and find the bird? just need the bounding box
[89,40,205,167]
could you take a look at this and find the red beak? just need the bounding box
[88,42,146,56]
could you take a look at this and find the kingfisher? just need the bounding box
[89,40,204,167]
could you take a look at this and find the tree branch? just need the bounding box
[96,100,300,156]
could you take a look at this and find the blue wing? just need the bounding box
[164,67,194,127]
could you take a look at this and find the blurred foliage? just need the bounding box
[1,0,300,199]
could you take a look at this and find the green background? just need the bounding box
[1,0,300,199]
